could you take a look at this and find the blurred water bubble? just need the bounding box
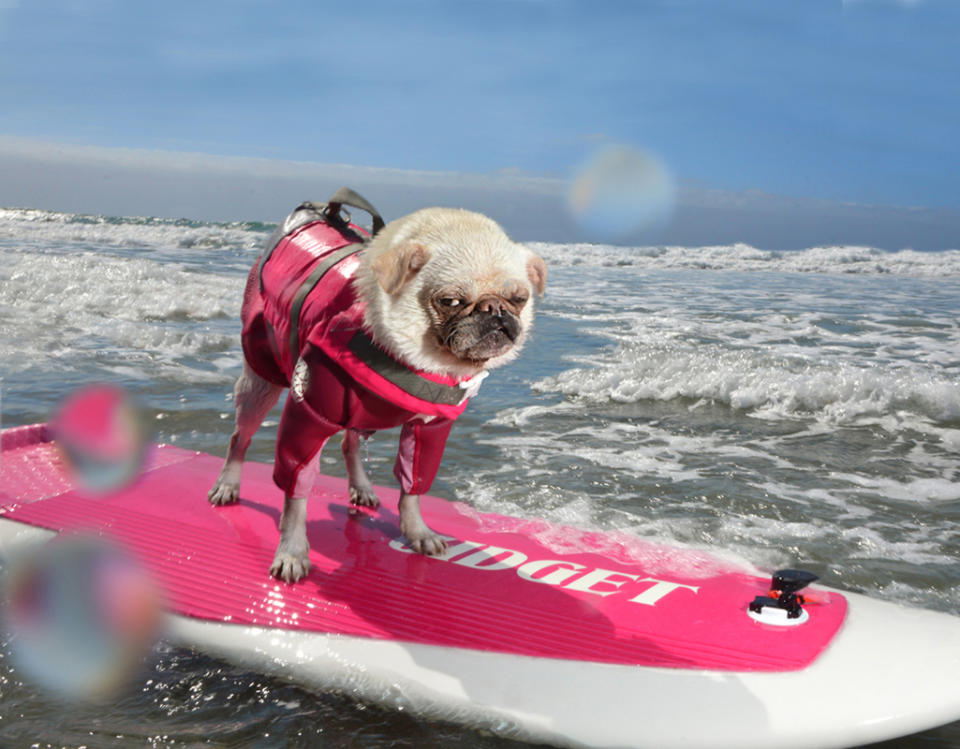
[567,145,677,241]
[51,384,149,493]
[1,535,163,701]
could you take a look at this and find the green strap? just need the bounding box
[347,331,467,406]
[288,245,364,357]
[258,187,383,293]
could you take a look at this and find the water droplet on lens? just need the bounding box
[568,145,676,240]
[51,384,149,493]
[2,536,163,701]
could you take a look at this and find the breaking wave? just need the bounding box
[530,241,960,277]
[534,341,960,426]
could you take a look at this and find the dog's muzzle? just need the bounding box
[474,308,520,342]
[441,308,521,363]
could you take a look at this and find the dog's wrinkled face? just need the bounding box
[355,208,546,378]
[426,280,529,364]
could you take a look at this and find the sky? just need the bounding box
[0,0,958,249]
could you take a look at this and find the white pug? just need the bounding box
[208,196,546,583]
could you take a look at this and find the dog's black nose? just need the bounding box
[475,296,504,317]
[476,308,519,341]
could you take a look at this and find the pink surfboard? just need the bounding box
[3,422,960,749]
[0,422,844,671]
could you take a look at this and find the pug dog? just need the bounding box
[207,196,546,583]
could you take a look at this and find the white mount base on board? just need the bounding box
[748,604,811,626]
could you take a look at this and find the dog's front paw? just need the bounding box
[207,477,240,505]
[269,551,311,583]
[272,496,310,582]
[401,523,449,556]
[348,482,381,509]
[398,492,447,556]
[407,532,448,556]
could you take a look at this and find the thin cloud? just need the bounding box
[1,137,957,251]
[0,136,564,194]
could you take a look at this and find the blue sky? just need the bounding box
[0,0,958,249]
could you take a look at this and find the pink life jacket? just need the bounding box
[240,189,476,495]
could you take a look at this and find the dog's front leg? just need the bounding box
[269,451,319,582]
[270,494,311,582]
[398,492,448,556]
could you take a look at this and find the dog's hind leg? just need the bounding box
[342,429,381,508]
[208,359,283,505]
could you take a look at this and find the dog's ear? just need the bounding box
[371,242,432,295]
[526,253,547,297]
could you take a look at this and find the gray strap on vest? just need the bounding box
[257,203,334,293]
[288,244,364,357]
[347,331,467,406]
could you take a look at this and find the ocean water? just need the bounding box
[1,205,959,747]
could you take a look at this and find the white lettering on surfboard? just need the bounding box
[388,536,700,606]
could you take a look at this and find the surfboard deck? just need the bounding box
[2,422,960,748]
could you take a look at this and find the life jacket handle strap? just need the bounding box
[323,187,385,237]
[257,187,382,293]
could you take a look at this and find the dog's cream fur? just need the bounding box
[356,207,545,378]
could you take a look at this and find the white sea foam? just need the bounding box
[840,525,955,566]
[874,582,960,614]
[0,247,242,380]
[3,250,238,319]
[529,240,960,277]
[481,428,704,484]
[534,341,960,427]
[828,473,960,503]
[5,207,959,277]
[455,479,759,578]
[0,207,268,254]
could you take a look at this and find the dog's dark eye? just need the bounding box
[439,298,461,308]
[511,296,529,307]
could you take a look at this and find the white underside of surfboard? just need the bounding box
[2,518,959,749]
